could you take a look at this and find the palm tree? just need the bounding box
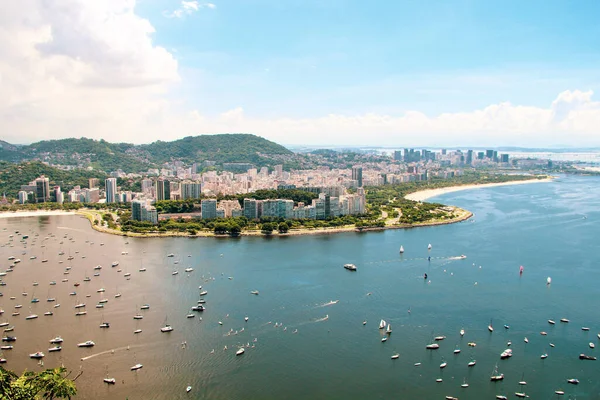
[32,367,77,399]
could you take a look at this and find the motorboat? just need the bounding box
[97,288,105,293]
[515,393,527,398]
[496,396,508,400]
[250,291,259,295]
[111,262,119,267]
[560,318,569,323]
[99,299,108,304]
[48,346,61,352]
[590,342,595,349]
[579,354,596,360]
[391,354,399,359]
[103,378,116,384]
[74,303,86,309]
[428,243,432,250]
[381,337,387,342]
[131,363,143,371]
[167,253,175,258]
[134,329,142,334]
[138,268,146,272]
[49,337,63,344]
[77,341,95,347]
[99,322,110,328]
[186,314,195,318]
[426,343,440,350]
[461,379,469,388]
[184,268,194,273]
[161,325,174,333]
[199,291,208,296]
[524,337,529,343]
[434,336,446,341]
[567,378,579,385]
[133,315,143,320]
[186,386,192,392]
[44,311,53,316]
[500,349,512,359]
[343,264,357,271]
[115,293,122,298]
[1,336,16,342]
[555,390,565,396]
[439,361,447,368]
[0,345,13,350]
[236,347,245,356]
[140,304,150,310]
[582,327,590,331]
[459,329,465,336]
[25,314,38,320]
[95,304,104,309]
[540,353,548,359]
[191,305,205,312]
[29,352,45,359]
[468,360,476,367]
[548,319,555,325]
[172,271,179,275]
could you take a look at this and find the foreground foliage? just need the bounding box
[0,366,78,400]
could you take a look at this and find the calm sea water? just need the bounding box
[1,175,600,400]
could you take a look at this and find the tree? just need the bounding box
[214,223,228,235]
[0,366,77,399]
[278,222,289,233]
[261,222,274,235]
[229,223,242,236]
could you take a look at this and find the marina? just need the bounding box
[0,175,598,399]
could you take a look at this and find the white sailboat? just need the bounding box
[161,316,173,332]
[386,324,392,335]
[399,245,404,254]
[379,319,387,329]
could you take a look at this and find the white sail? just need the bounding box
[379,319,387,329]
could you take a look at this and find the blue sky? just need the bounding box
[139,0,600,118]
[2,0,600,146]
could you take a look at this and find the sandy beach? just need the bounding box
[405,177,554,202]
[0,210,79,219]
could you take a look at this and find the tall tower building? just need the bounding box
[352,166,363,187]
[35,176,50,203]
[156,179,170,201]
[105,178,117,203]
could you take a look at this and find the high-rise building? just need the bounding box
[466,150,473,165]
[393,150,402,161]
[34,176,50,203]
[156,179,170,201]
[141,179,154,193]
[477,152,485,160]
[274,165,283,177]
[500,154,509,163]
[131,200,144,221]
[485,149,494,159]
[105,178,117,203]
[88,178,99,189]
[243,198,257,219]
[180,181,202,200]
[201,199,217,219]
[352,166,363,187]
[18,191,28,204]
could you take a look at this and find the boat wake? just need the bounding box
[313,315,330,323]
[316,300,339,308]
[57,226,87,233]
[80,344,142,361]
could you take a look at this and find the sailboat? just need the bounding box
[379,319,387,329]
[103,365,116,384]
[399,246,404,254]
[490,364,504,381]
[161,317,173,332]
[488,319,494,332]
[386,324,392,335]
[428,243,432,250]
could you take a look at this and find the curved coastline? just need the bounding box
[0,177,553,238]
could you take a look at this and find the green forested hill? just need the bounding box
[0,134,294,172]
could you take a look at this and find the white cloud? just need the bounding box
[1,1,599,148]
[163,1,216,18]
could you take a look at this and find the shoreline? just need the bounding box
[404,177,555,202]
[0,207,473,238]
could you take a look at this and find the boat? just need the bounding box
[524,337,529,343]
[590,342,595,349]
[379,320,387,329]
[131,363,143,371]
[99,322,110,328]
[111,262,119,267]
[0,346,13,350]
[458,254,467,259]
[391,354,399,359]
[436,379,442,383]
[515,393,527,398]
[184,268,194,272]
[1,337,16,342]
[547,276,552,285]
[167,253,175,257]
[467,359,476,367]
[140,304,150,310]
[94,265,102,270]
[74,303,85,309]
[95,304,104,309]
[567,378,579,385]
[459,328,465,336]
[103,378,116,384]
[434,336,446,341]
[540,353,548,359]
[500,349,512,359]
[186,314,195,318]
[191,305,205,312]
[582,327,590,331]
[386,324,392,335]
[503,324,510,329]
[488,319,494,332]
[186,386,192,392]
[49,337,63,344]
[461,379,469,388]
[560,318,569,323]
[25,314,38,320]
[138,268,146,272]
[548,319,555,324]
[133,314,143,320]
[579,354,596,360]
[48,346,61,352]
[29,352,45,359]
[439,360,447,368]
[250,290,259,295]
[428,243,432,250]
[115,293,121,298]
[236,347,245,356]
[381,337,387,342]
[77,341,95,347]
[172,271,179,275]
[199,291,208,296]
[343,263,357,271]
[161,320,174,332]
[75,311,87,316]
[3,326,14,332]
[134,329,142,334]
[399,246,404,254]
[496,396,508,400]
[453,346,460,354]
[44,311,53,316]
[426,343,440,350]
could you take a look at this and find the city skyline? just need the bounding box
[2,1,600,146]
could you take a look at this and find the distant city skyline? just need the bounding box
[2,1,600,146]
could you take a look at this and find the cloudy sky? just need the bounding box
[1,0,600,147]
